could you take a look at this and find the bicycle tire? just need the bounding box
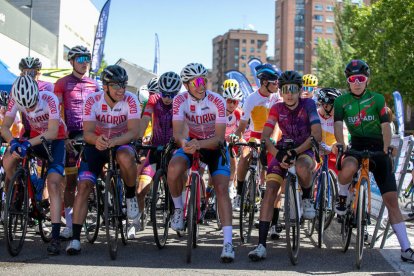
[38,198,52,243]
[341,203,353,252]
[118,177,128,246]
[186,173,197,263]
[356,180,367,269]
[151,169,170,249]
[85,181,102,244]
[240,170,254,244]
[104,170,119,260]
[306,172,319,237]
[317,171,327,248]
[324,170,338,230]
[5,168,29,256]
[214,192,222,231]
[284,174,300,265]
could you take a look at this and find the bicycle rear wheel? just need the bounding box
[5,169,29,256]
[85,181,103,244]
[317,171,327,248]
[284,175,300,265]
[356,180,367,269]
[186,173,198,263]
[104,171,119,260]
[341,209,353,252]
[306,172,319,237]
[240,170,256,244]
[151,169,171,249]
[324,170,337,230]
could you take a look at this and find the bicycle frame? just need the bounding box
[183,151,203,223]
[351,153,372,220]
[314,155,333,214]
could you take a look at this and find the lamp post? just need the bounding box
[21,0,33,57]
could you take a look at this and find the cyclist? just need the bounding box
[167,62,234,262]
[222,79,243,199]
[233,63,281,211]
[127,71,182,239]
[54,45,100,240]
[0,91,23,139]
[332,59,414,262]
[248,70,322,261]
[147,76,159,95]
[301,74,318,101]
[66,65,141,255]
[1,76,67,255]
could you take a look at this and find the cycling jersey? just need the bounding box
[0,110,21,137]
[83,91,141,139]
[225,108,242,138]
[241,90,279,139]
[141,99,153,138]
[265,98,320,147]
[6,91,67,139]
[54,73,100,134]
[142,93,172,146]
[173,90,226,140]
[37,80,54,92]
[334,90,389,143]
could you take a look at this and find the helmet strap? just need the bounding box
[323,105,333,116]
[105,86,118,104]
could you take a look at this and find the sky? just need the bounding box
[90,0,276,74]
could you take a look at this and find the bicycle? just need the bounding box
[229,138,265,244]
[306,139,338,248]
[134,138,176,249]
[336,144,393,269]
[4,137,53,256]
[183,142,227,263]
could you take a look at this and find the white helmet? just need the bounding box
[180,63,208,82]
[11,75,39,108]
[147,77,159,94]
[223,80,243,101]
[137,85,149,104]
[67,45,91,61]
[158,72,182,95]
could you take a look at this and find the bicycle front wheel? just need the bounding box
[85,180,103,244]
[104,171,119,260]
[186,173,198,263]
[324,170,337,230]
[317,171,327,248]
[5,168,29,256]
[284,174,300,265]
[356,180,368,269]
[240,170,256,244]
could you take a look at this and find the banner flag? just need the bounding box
[91,0,111,73]
[248,58,262,87]
[153,33,160,74]
[225,69,254,104]
[393,91,404,137]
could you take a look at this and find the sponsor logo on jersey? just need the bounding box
[84,97,95,116]
[190,105,195,112]
[173,94,186,115]
[126,95,138,114]
[102,104,107,112]
[27,113,50,123]
[41,94,58,114]
[185,113,216,124]
[208,94,225,117]
[96,114,127,125]
[113,108,121,112]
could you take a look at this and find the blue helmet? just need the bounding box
[255,63,280,81]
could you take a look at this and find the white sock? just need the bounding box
[338,181,351,197]
[64,207,73,229]
[223,226,233,245]
[392,222,411,251]
[172,196,183,209]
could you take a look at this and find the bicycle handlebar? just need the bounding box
[310,136,321,164]
[40,136,54,163]
[335,145,392,171]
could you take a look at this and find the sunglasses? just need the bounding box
[347,75,368,84]
[267,80,278,85]
[75,55,91,64]
[108,82,127,90]
[302,86,315,92]
[281,84,300,95]
[226,99,238,105]
[189,77,207,88]
[161,92,175,99]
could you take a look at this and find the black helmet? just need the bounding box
[19,57,42,71]
[278,70,303,89]
[158,71,182,95]
[255,63,280,81]
[101,65,128,85]
[317,88,342,105]
[0,90,10,107]
[344,59,370,78]
[67,45,91,61]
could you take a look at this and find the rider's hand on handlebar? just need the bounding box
[96,135,109,151]
[18,140,31,158]
[331,142,343,155]
[65,139,75,153]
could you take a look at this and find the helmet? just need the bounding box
[19,57,42,71]
[158,72,182,95]
[255,63,280,81]
[147,77,159,93]
[317,88,342,105]
[67,45,91,61]
[278,71,303,89]
[222,79,239,91]
[344,59,370,78]
[180,63,208,82]
[101,65,128,85]
[223,84,243,101]
[137,85,149,104]
[11,75,39,108]
[0,90,9,107]
[302,74,318,87]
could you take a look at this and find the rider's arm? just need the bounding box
[28,119,59,146]
[294,99,322,154]
[83,120,98,145]
[138,115,151,138]
[234,95,253,138]
[262,104,278,156]
[138,94,155,138]
[173,120,187,148]
[381,122,392,152]
[198,123,226,149]
[1,116,15,143]
[378,98,392,152]
[234,119,248,139]
[110,118,140,146]
[262,125,277,156]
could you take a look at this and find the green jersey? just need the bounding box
[334,90,389,142]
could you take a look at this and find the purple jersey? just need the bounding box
[37,80,54,92]
[265,98,320,147]
[143,94,172,146]
[54,73,100,134]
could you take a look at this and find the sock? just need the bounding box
[258,221,271,247]
[222,226,233,245]
[302,186,311,199]
[72,223,83,241]
[172,196,183,209]
[392,222,411,251]
[271,208,280,226]
[52,223,61,240]
[64,207,73,229]
[338,181,351,197]
[237,180,244,195]
[125,185,136,198]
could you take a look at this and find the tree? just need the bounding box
[314,38,343,88]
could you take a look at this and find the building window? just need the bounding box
[242,39,246,43]
[314,26,323,33]
[326,26,334,34]
[314,15,323,22]
[294,48,304,54]
[314,4,323,11]
[314,37,320,44]
[294,59,304,65]
[251,39,255,44]
[249,55,255,59]
[295,26,305,31]
[326,5,334,11]
[257,40,264,48]
[234,55,239,60]
[234,63,239,68]
[326,16,334,22]
[234,47,239,52]
[295,37,304,42]
[242,63,246,68]
[241,55,246,60]
[242,47,246,52]
[250,47,255,53]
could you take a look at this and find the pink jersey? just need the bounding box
[37,80,54,92]
[225,108,242,138]
[6,91,67,139]
[173,90,226,140]
[83,91,141,139]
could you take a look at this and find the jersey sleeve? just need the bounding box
[334,95,344,122]
[241,94,254,121]
[126,94,141,120]
[83,95,97,122]
[376,94,389,123]
[5,98,18,118]
[172,93,186,121]
[212,94,226,124]
[305,99,321,125]
[42,93,60,120]
[143,94,157,118]
[53,79,64,104]
[264,104,279,129]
